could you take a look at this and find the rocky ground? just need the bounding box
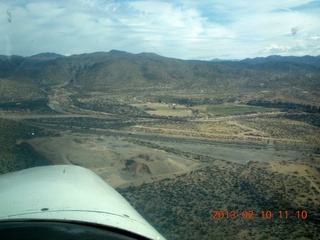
[0,82,319,239]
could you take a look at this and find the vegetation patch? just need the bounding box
[0,118,55,174]
[118,162,319,240]
[204,104,275,115]
[0,99,50,112]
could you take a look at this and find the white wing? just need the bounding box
[0,165,165,240]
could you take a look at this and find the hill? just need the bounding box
[0,51,319,106]
[0,51,319,239]
[29,52,66,60]
[239,55,320,72]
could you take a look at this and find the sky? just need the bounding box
[1,0,320,60]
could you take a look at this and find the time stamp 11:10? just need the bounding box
[211,210,308,220]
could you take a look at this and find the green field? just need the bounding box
[204,104,275,115]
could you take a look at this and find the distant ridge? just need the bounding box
[0,49,319,107]
[210,58,240,62]
[241,55,320,65]
[29,52,66,60]
[221,55,320,72]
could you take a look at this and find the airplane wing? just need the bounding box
[0,165,166,240]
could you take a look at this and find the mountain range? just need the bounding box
[0,50,319,106]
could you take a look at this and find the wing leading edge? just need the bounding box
[0,165,165,240]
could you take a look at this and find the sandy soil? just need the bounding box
[149,139,310,164]
[132,103,193,117]
[270,162,320,192]
[28,133,198,188]
[28,128,317,191]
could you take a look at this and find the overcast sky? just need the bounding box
[1,0,320,60]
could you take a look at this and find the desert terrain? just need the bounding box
[0,52,319,239]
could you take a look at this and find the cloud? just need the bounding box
[264,44,291,54]
[1,0,319,59]
[309,35,320,41]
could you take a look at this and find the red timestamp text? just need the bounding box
[211,210,308,220]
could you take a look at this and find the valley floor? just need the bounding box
[0,98,319,239]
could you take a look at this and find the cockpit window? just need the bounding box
[0,221,148,240]
[1,1,319,239]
